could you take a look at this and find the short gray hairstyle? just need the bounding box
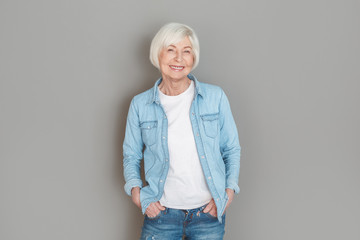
[149,22,200,70]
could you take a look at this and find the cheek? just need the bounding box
[187,57,194,66]
[159,52,169,64]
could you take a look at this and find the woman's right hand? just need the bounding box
[131,187,165,217]
[145,201,165,218]
[131,187,141,209]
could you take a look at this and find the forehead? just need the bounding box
[166,36,192,48]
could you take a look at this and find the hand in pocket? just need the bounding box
[145,201,165,218]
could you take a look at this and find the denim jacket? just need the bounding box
[123,73,241,222]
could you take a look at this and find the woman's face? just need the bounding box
[158,36,194,82]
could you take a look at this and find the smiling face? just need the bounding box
[158,36,194,83]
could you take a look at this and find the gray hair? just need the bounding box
[149,22,200,70]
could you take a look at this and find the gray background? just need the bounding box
[1,0,359,239]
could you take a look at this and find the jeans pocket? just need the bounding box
[145,207,167,221]
[145,211,162,220]
[204,211,218,219]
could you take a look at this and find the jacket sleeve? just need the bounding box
[123,98,144,196]
[219,89,241,194]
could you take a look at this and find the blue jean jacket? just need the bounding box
[123,73,241,222]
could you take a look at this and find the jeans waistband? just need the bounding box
[178,203,208,214]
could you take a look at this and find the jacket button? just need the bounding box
[208,176,212,180]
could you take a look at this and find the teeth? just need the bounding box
[170,65,184,70]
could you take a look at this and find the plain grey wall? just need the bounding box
[1,0,359,239]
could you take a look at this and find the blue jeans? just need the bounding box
[140,204,226,240]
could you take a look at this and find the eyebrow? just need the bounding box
[168,45,192,49]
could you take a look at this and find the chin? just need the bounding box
[172,74,189,81]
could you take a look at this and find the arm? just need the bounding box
[123,98,144,196]
[204,89,241,216]
[219,89,241,194]
[123,99,165,216]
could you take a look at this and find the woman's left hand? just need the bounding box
[203,188,235,217]
[203,199,217,217]
[224,188,234,213]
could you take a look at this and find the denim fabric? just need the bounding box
[123,73,241,222]
[140,205,226,240]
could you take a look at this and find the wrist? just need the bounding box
[226,188,235,193]
[131,186,140,195]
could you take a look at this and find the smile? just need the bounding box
[169,65,185,71]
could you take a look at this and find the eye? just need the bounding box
[167,48,174,52]
[184,50,191,53]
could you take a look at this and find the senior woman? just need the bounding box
[123,22,241,240]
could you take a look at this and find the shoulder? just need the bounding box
[133,88,152,102]
[130,87,154,108]
[197,81,225,99]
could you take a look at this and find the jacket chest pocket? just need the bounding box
[140,121,158,146]
[200,113,219,138]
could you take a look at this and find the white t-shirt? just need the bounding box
[158,81,212,209]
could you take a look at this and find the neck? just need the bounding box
[158,76,191,96]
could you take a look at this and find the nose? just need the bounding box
[175,51,182,62]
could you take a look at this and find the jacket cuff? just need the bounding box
[124,179,143,196]
[226,179,240,194]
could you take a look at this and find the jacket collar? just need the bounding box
[148,73,203,104]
